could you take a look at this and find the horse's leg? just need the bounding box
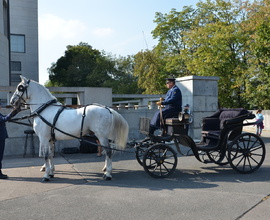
[98,138,113,180]
[48,156,54,178]
[42,158,50,182]
[40,163,46,172]
[48,143,55,178]
[42,142,54,182]
[104,146,113,180]
[103,151,113,180]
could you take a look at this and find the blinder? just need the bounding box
[13,79,31,106]
[18,85,26,92]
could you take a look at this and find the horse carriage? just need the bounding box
[134,108,266,178]
[10,76,265,181]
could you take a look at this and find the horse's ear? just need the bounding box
[20,75,28,83]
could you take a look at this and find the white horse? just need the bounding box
[10,76,129,182]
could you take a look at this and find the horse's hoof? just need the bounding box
[49,175,54,178]
[103,175,112,181]
[42,177,50,182]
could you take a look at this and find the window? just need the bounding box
[3,0,8,37]
[10,34,25,53]
[11,61,22,71]
[11,74,21,83]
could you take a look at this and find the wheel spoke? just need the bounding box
[161,163,170,173]
[249,155,261,165]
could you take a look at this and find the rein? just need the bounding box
[9,114,34,127]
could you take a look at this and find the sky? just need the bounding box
[38,0,200,85]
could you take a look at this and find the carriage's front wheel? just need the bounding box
[135,142,151,166]
[143,144,178,178]
[228,133,265,174]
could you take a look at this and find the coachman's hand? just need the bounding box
[156,101,162,106]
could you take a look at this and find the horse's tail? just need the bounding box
[109,109,129,149]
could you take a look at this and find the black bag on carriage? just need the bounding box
[80,135,98,153]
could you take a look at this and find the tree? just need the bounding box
[102,55,142,94]
[240,0,270,108]
[48,42,140,94]
[147,0,270,108]
[152,7,196,76]
[48,42,111,87]
[182,0,249,107]
[133,49,168,94]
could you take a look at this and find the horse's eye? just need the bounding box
[18,85,25,92]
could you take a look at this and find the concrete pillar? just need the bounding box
[176,76,219,140]
[65,97,72,105]
[149,101,158,110]
[127,103,134,109]
[138,98,149,109]
[118,103,126,110]
[77,92,84,105]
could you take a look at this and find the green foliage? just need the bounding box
[133,50,168,94]
[241,0,270,108]
[48,42,110,87]
[138,0,270,108]
[103,55,143,94]
[48,42,140,94]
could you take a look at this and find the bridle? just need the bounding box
[13,79,31,107]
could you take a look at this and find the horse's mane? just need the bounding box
[30,80,57,101]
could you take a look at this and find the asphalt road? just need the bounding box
[0,134,269,220]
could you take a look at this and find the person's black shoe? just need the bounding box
[0,174,8,179]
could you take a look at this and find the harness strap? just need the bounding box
[79,104,112,141]
[80,105,89,140]
[34,99,57,115]
[51,106,66,142]
[92,103,112,114]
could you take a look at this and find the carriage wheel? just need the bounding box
[143,144,178,178]
[207,150,229,166]
[228,133,265,174]
[135,142,150,167]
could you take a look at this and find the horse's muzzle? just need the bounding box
[10,96,20,107]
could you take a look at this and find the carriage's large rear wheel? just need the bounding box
[143,144,177,178]
[228,133,265,174]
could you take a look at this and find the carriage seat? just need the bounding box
[201,108,250,143]
[165,117,188,135]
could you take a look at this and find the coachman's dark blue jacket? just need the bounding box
[161,85,182,110]
[150,85,182,128]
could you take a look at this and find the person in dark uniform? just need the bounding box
[0,103,20,179]
[149,78,182,136]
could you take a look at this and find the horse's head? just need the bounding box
[10,75,31,108]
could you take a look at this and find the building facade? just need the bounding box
[0,0,38,103]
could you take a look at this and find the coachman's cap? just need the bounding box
[166,78,175,83]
